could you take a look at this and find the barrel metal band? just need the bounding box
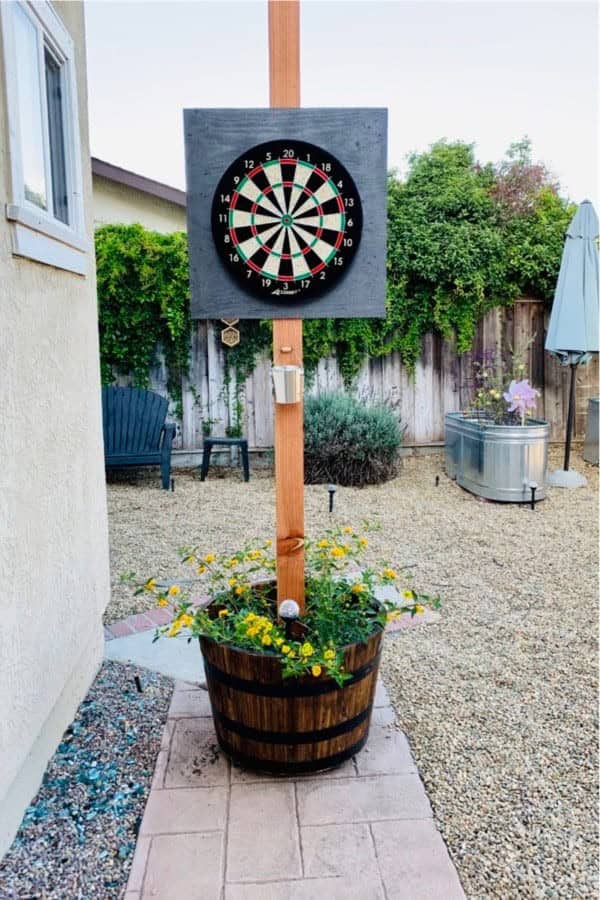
[213,705,371,745]
[203,652,380,698]
[217,734,369,774]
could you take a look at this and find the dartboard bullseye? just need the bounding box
[211,140,363,301]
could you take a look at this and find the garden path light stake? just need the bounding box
[328,484,336,513]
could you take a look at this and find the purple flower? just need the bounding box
[503,379,540,424]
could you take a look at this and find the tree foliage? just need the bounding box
[96,224,191,415]
[95,139,575,406]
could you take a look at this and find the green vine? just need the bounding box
[212,139,573,386]
[95,139,574,411]
[95,224,191,418]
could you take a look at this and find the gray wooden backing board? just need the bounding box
[183,108,388,319]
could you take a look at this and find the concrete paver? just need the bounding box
[372,819,466,899]
[296,773,433,826]
[230,755,356,784]
[373,679,390,708]
[168,689,212,718]
[127,836,151,892]
[227,782,302,883]
[125,680,464,899]
[165,718,229,788]
[301,823,379,879]
[225,877,386,899]
[354,724,416,776]
[139,787,227,834]
[142,831,223,900]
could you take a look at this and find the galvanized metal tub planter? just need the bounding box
[583,397,599,465]
[199,600,382,775]
[445,412,550,502]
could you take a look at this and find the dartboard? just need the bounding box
[211,140,362,301]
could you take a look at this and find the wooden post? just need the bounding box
[269,0,305,612]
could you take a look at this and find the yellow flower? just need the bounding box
[228,577,237,588]
[229,558,239,567]
[179,613,193,627]
[144,578,157,592]
[359,537,368,547]
[281,644,291,655]
[204,553,216,564]
[247,626,259,637]
[218,609,229,618]
[387,610,401,622]
[157,597,169,608]
[402,589,414,601]
[288,651,296,659]
[261,634,273,646]
[168,620,182,637]
[343,526,353,534]
[245,612,256,622]
[330,546,345,558]
[324,649,335,660]
[264,539,273,547]
[300,642,314,657]
[197,565,207,576]
[235,586,245,596]
[311,665,322,677]
[415,604,425,614]
[317,539,329,548]
[351,583,367,594]
[383,568,397,580]
[274,637,283,647]
[168,585,181,597]
[248,549,263,560]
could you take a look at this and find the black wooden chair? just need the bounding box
[102,386,176,489]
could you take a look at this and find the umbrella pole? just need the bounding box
[563,363,578,471]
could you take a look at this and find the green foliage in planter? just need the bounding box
[95,224,191,417]
[304,393,403,486]
[141,528,441,685]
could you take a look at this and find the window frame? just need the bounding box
[1,0,88,274]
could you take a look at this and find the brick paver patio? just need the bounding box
[124,677,465,899]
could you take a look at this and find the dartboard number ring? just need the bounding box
[211,140,363,301]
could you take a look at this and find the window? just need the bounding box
[1,1,87,273]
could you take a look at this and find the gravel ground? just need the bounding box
[105,447,598,898]
[0,661,172,899]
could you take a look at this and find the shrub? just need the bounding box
[304,393,402,487]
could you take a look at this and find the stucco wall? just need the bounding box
[0,2,110,856]
[92,175,187,233]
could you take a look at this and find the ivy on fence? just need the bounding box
[95,138,574,411]
[96,224,191,417]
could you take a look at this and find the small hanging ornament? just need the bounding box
[221,325,240,348]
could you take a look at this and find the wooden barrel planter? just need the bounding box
[200,627,382,774]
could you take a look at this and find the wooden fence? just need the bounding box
[139,298,598,451]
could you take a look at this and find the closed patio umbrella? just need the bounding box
[545,199,599,487]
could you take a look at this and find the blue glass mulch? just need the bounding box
[0,660,172,899]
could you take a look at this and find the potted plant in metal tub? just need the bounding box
[445,360,550,503]
[146,528,439,774]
